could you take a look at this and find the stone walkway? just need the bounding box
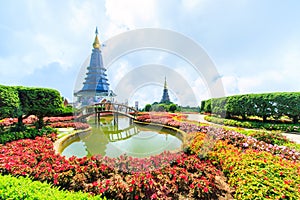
[186,114,300,144]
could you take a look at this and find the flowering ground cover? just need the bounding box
[190,132,300,199]
[137,113,300,199]
[0,115,76,127]
[1,113,300,199]
[0,134,225,199]
[49,121,90,130]
[0,116,85,144]
[138,113,300,161]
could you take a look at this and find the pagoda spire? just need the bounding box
[93,27,101,49]
[79,28,110,95]
[160,76,171,104]
[164,76,167,89]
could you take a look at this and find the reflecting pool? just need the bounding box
[61,116,182,158]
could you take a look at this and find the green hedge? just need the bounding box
[57,105,75,117]
[204,115,300,132]
[0,127,56,144]
[0,85,70,129]
[143,103,180,112]
[16,86,64,128]
[0,85,20,120]
[201,92,300,123]
[0,174,104,200]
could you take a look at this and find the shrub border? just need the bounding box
[204,115,300,132]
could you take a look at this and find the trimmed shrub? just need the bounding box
[201,92,300,123]
[0,126,56,144]
[16,86,64,128]
[0,85,19,120]
[205,115,300,132]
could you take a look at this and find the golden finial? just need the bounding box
[164,76,167,89]
[93,27,101,49]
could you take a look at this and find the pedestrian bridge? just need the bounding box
[75,102,139,123]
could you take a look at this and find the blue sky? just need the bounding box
[0,0,300,107]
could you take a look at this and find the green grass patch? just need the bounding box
[0,174,105,200]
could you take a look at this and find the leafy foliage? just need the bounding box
[1,112,300,199]
[201,92,300,123]
[16,86,64,128]
[0,85,20,120]
[143,103,179,112]
[0,126,55,144]
[0,85,66,129]
[248,131,291,146]
[0,174,104,200]
[168,104,177,113]
[205,115,300,132]
[144,104,152,112]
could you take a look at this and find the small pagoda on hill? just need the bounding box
[160,77,172,104]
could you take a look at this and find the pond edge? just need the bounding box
[53,127,92,155]
[53,121,188,156]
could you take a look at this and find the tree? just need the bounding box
[0,85,20,120]
[17,87,64,128]
[144,104,152,112]
[168,104,177,113]
[157,105,166,112]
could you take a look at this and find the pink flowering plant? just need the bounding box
[0,133,222,199]
[1,112,300,199]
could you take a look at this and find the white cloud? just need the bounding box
[216,35,300,97]
[280,44,300,84]
[108,60,131,89]
[181,0,209,12]
[105,0,159,29]
[220,76,239,95]
[1,0,300,103]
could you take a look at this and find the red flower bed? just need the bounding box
[44,116,76,123]
[0,134,221,199]
[0,116,38,126]
[136,113,196,130]
[0,116,76,127]
[49,122,90,130]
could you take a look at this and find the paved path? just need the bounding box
[186,114,211,124]
[186,114,300,144]
[281,133,300,144]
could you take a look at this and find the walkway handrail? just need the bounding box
[94,102,138,119]
[75,102,139,122]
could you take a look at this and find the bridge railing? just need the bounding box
[74,105,95,121]
[94,102,139,119]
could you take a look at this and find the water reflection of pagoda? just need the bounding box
[81,117,139,157]
[74,28,116,106]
